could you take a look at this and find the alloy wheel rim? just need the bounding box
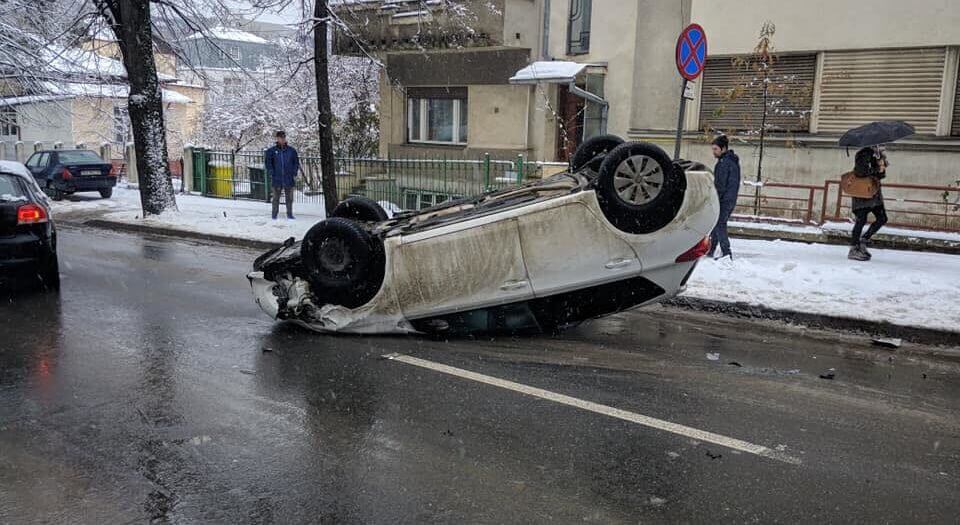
[613,154,664,205]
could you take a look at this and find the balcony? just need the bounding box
[332,0,507,55]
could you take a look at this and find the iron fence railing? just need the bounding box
[188,149,555,210]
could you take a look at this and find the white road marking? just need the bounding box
[383,353,802,465]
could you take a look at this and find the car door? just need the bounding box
[28,152,51,183]
[392,217,533,320]
[517,199,641,298]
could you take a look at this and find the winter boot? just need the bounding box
[848,245,869,261]
[859,240,873,259]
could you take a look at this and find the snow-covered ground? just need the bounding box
[51,185,327,244]
[685,238,960,333]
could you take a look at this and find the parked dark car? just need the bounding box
[0,161,59,291]
[24,149,117,200]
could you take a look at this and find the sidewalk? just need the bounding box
[51,188,960,340]
[51,185,326,247]
[682,237,960,337]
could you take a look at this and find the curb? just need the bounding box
[666,296,960,348]
[729,226,960,255]
[81,219,283,251]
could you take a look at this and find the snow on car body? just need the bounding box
[248,140,719,335]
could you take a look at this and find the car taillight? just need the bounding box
[676,237,711,263]
[17,203,49,224]
[108,163,118,177]
[61,167,73,180]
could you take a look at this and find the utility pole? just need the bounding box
[314,0,338,214]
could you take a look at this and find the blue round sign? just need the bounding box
[676,24,707,81]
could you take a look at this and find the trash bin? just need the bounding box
[208,161,233,198]
[248,165,267,201]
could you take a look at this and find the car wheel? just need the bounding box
[99,188,113,199]
[595,141,686,234]
[571,135,624,174]
[41,254,60,292]
[301,217,385,308]
[331,196,389,223]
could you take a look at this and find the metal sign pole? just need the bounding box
[674,79,689,160]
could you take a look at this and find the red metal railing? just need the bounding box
[822,181,960,232]
[733,182,825,225]
[731,180,960,233]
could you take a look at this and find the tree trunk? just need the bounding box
[314,0,338,214]
[101,0,177,216]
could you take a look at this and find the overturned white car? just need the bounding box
[248,138,719,335]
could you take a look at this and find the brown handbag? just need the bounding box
[840,171,879,199]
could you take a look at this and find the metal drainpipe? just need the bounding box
[567,81,608,135]
[542,0,551,60]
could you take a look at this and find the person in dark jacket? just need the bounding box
[707,135,741,259]
[848,146,888,261]
[265,130,300,220]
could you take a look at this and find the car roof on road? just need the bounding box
[0,160,33,179]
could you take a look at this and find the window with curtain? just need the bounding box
[407,89,468,144]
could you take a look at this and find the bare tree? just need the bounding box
[312,0,337,214]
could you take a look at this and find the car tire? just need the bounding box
[41,254,60,292]
[331,196,389,223]
[595,141,686,234]
[301,217,385,308]
[99,188,113,199]
[571,135,625,174]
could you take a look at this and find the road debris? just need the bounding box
[706,352,720,361]
[872,337,903,348]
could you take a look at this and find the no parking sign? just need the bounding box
[672,24,708,159]
[676,24,707,81]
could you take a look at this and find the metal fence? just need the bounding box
[188,149,560,211]
[733,180,960,232]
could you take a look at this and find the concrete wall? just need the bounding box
[691,0,960,55]
[503,0,541,56]
[14,102,73,146]
[467,85,530,150]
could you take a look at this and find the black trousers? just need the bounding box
[272,186,294,218]
[851,204,887,245]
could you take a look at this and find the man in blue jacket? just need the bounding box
[708,135,741,259]
[265,130,300,220]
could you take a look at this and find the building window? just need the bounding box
[699,54,816,133]
[220,44,241,63]
[0,107,18,138]
[567,0,591,55]
[407,94,468,145]
[113,105,131,145]
[817,48,946,135]
[223,78,244,98]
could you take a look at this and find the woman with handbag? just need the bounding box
[848,146,889,261]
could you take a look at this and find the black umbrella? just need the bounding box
[839,120,915,148]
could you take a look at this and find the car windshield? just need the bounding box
[0,173,27,202]
[57,150,104,164]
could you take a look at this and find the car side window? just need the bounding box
[25,153,39,167]
[37,152,50,168]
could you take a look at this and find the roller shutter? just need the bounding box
[817,48,946,135]
[699,54,816,133]
[952,55,960,136]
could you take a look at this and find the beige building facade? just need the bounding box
[343,0,960,227]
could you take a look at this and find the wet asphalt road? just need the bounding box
[1,227,958,524]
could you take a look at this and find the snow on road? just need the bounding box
[685,238,960,333]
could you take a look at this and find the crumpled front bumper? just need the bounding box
[247,271,416,334]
